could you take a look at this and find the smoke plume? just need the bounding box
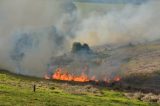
[0,0,77,76]
[0,0,159,77]
[74,1,160,46]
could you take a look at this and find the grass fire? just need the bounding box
[45,67,121,84]
[0,0,160,106]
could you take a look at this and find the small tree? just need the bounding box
[71,42,82,53]
[71,42,91,53]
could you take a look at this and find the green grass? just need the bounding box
[0,71,159,106]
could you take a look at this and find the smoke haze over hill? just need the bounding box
[0,0,159,77]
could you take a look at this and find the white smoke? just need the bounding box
[0,0,77,76]
[74,1,160,46]
[0,0,160,77]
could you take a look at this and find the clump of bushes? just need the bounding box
[71,42,91,53]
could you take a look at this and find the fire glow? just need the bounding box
[45,67,121,83]
[52,68,89,82]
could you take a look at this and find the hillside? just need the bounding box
[49,41,160,93]
[0,71,159,106]
[0,41,160,105]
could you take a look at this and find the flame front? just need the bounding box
[52,68,89,82]
[45,67,121,83]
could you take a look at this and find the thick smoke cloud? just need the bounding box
[75,1,160,46]
[0,0,77,76]
[0,0,159,77]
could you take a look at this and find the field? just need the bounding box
[0,71,159,106]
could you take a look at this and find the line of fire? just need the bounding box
[44,42,121,87]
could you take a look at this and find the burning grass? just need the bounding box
[0,70,159,106]
[45,67,121,83]
[51,67,89,82]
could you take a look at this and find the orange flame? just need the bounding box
[113,76,121,82]
[52,68,89,82]
[44,67,121,83]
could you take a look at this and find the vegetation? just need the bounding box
[0,71,159,106]
[71,42,91,53]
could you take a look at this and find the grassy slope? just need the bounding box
[0,71,158,106]
[118,42,160,91]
